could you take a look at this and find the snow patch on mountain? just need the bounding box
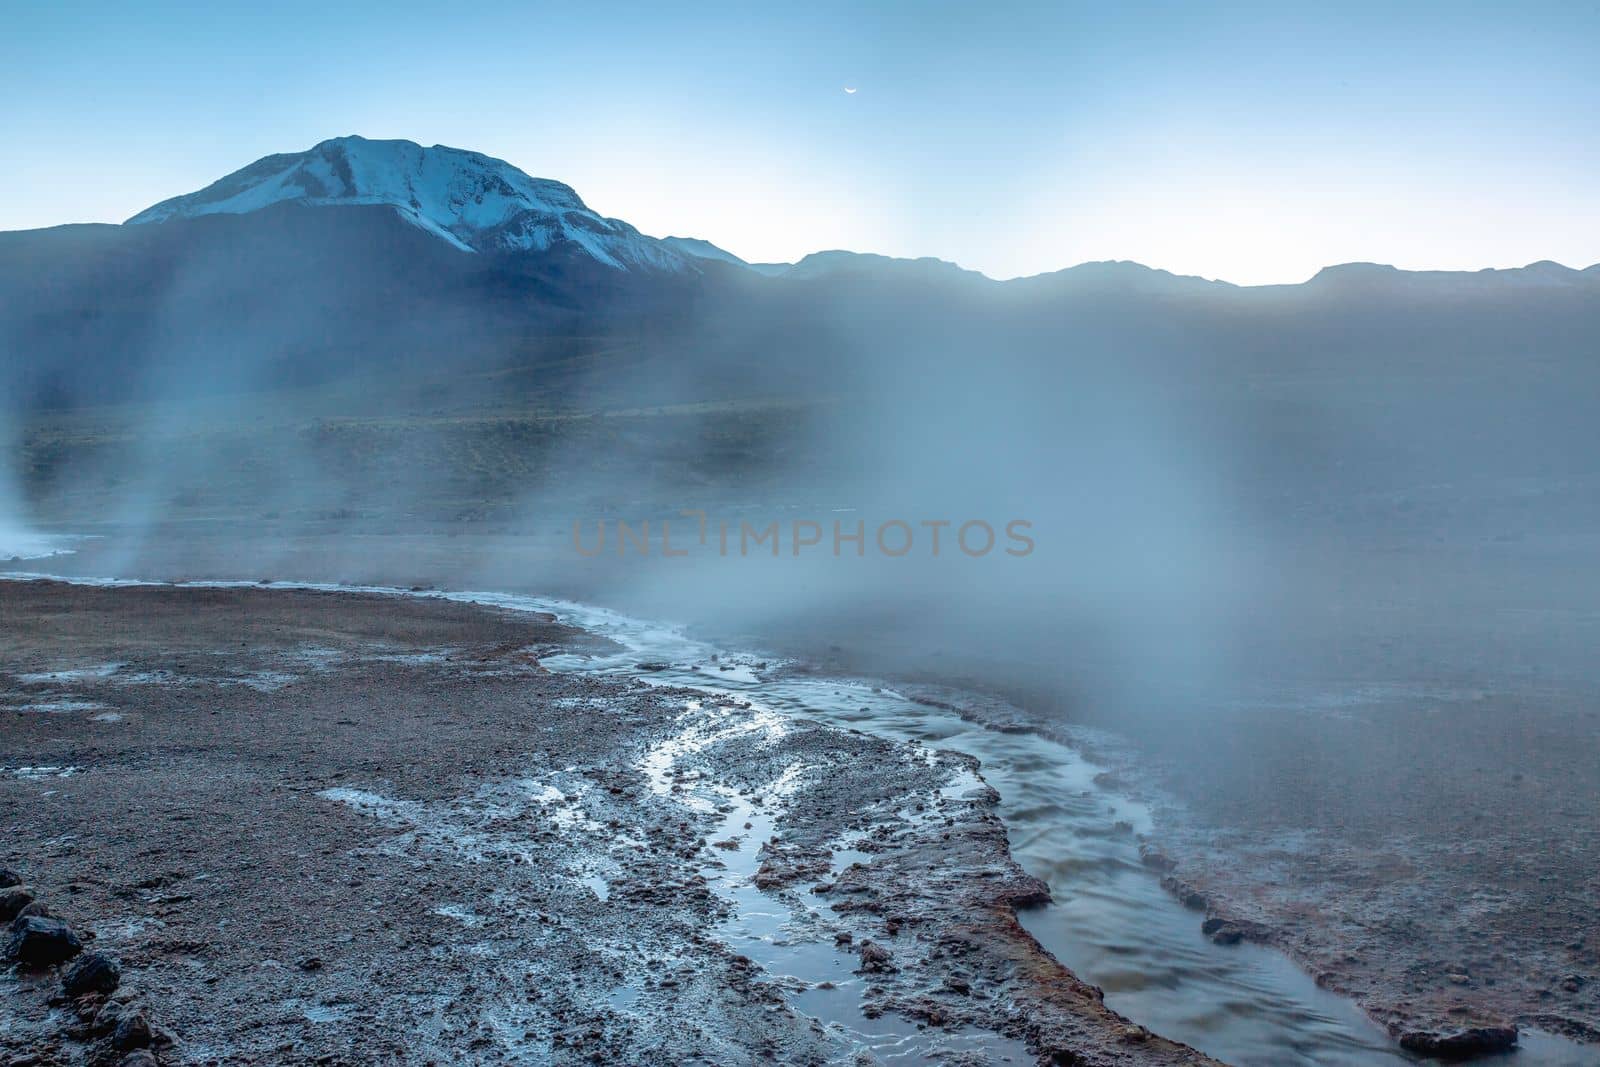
[127,136,691,272]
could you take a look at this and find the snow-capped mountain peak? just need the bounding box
[126,136,690,272]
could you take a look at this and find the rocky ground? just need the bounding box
[1126,688,1600,1057]
[0,580,1216,1066]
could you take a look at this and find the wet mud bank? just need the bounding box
[878,684,1598,1065]
[1,580,1213,1065]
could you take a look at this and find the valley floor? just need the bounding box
[0,580,1211,1066]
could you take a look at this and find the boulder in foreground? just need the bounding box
[5,916,84,966]
[1395,1024,1518,1057]
[62,952,122,997]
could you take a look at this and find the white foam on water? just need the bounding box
[16,700,111,713]
[9,765,81,779]
[15,663,123,684]
[0,530,83,562]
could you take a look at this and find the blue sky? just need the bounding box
[3,1,1596,283]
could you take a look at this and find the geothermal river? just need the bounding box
[511,595,1592,1067]
[4,566,1589,1065]
[507,594,1408,1065]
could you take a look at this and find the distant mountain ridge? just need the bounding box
[4,133,1599,415]
[127,136,690,272]
[662,234,1597,293]
[1303,260,1600,293]
[117,136,1600,287]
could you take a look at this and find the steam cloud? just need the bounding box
[6,212,1599,732]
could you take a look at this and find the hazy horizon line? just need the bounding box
[11,207,1597,291]
[5,127,1597,289]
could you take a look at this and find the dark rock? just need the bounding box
[753,846,831,889]
[0,868,20,888]
[1201,916,1245,945]
[857,940,895,973]
[1208,922,1243,946]
[5,915,83,965]
[1395,1025,1517,1057]
[118,1052,159,1067]
[94,999,126,1026]
[1001,874,1052,908]
[906,997,950,1026]
[1160,875,1207,910]
[113,1011,153,1050]
[297,956,324,971]
[0,885,35,920]
[1138,845,1177,872]
[16,900,53,919]
[62,952,121,996]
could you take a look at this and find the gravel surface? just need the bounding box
[1,580,1215,1066]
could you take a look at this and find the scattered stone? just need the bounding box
[1000,875,1051,908]
[5,915,84,965]
[62,952,121,997]
[297,956,324,971]
[112,1011,153,1051]
[94,999,127,1030]
[1138,845,1177,872]
[1394,1024,1518,1057]
[1160,875,1208,910]
[0,885,35,920]
[857,940,895,973]
[753,846,830,889]
[118,1051,159,1067]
